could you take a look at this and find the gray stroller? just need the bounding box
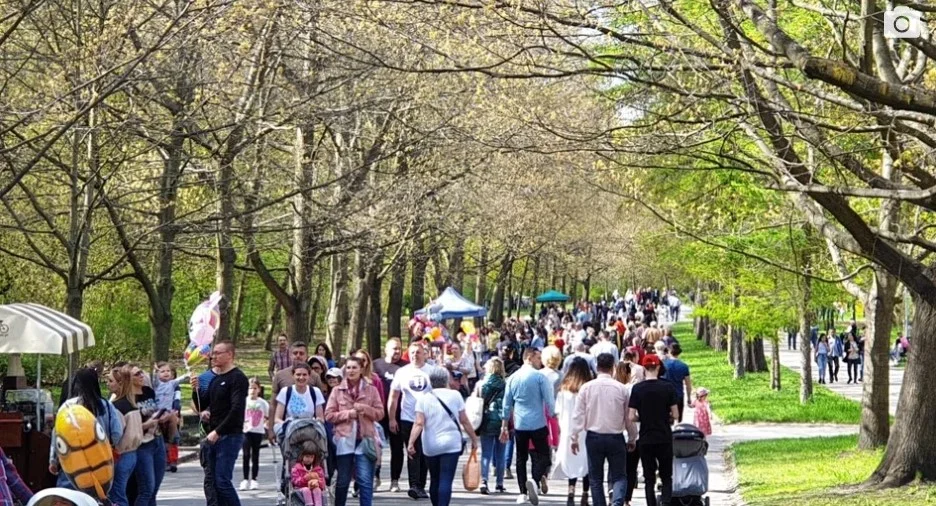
[659,423,710,506]
[278,418,330,506]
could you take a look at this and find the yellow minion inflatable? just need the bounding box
[54,404,113,500]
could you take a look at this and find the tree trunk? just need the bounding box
[505,270,514,319]
[366,257,383,359]
[529,255,540,318]
[474,245,488,328]
[732,328,745,379]
[410,238,427,316]
[753,337,768,372]
[869,295,936,486]
[548,255,556,291]
[387,251,406,338]
[264,293,283,351]
[326,254,349,355]
[348,250,370,353]
[743,338,755,373]
[64,284,84,392]
[232,271,247,343]
[798,298,814,404]
[449,236,465,292]
[490,253,513,326]
[771,339,781,390]
[215,121,240,343]
[308,268,325,341]
[714,323,727,351]
[860,269,896,449]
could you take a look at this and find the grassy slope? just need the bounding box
[733,435,936,505]
[674,323,862,424]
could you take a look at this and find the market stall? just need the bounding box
[0,303,95,490]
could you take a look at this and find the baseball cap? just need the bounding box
[325,367,344,379]
[641,354,662,368]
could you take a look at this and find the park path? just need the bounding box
[762,339,903,415]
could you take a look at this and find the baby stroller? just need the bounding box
[658,423,710,506]
[279,418,330,506]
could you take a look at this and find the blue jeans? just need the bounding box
[200,440,218,506]
[427,452,461,506]
[480,435,506,487]
[134,437,166,506]
[586,432,628,506]
[335,452,375,506]
[110,450,138,506]
[206,433,244,506]
[817,353,828,382]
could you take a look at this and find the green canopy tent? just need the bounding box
[535,290,571,303]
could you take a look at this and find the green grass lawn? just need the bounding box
[732,435,936,505]
[674,323,862,424]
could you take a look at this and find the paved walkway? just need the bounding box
[763,339,903,415]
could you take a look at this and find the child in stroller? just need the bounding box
[291,446,326,506]
[279,418,329,506]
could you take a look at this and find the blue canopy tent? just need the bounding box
[416,286,488,319]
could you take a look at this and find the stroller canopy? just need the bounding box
[282,418,328,463]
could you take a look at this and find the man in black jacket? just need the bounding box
[202,340,249,506]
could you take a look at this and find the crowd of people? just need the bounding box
[237,287,704,506]
[11,286,706,506]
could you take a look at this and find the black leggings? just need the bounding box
[568,476,590,492]
[242,432,263,480]
[625,444,640,502]
[847,360,859,382]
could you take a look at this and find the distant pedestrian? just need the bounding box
[408,367,479,506]
[268,333,291,379]
[628,354,679,506]
[501,348,555,505]
[570,354,637,506]
[661,344,692,423]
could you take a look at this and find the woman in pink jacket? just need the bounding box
[325,356,384,506]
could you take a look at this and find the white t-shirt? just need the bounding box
[390,363,433,422]
[244,397,270,434]
[416,389,465,457]
[275,385,325,421]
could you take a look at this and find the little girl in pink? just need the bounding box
[291,450,325,506]
[693,387,713,436]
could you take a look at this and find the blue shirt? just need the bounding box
[530,335,546,351]
[502,364,555,431]
[662,358,691,401]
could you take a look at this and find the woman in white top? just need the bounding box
[274,363,325,436]
[551,357,594,506]
[408,366,479,506]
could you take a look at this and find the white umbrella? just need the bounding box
[0,303,95,354]
[0,303,95,424]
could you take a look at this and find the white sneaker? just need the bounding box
[249,480,258,490]
[390,480,401,493]
[526,479,539,506]
[276,492,286,505]
[239,480,249,491]
[516,494,528,504]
